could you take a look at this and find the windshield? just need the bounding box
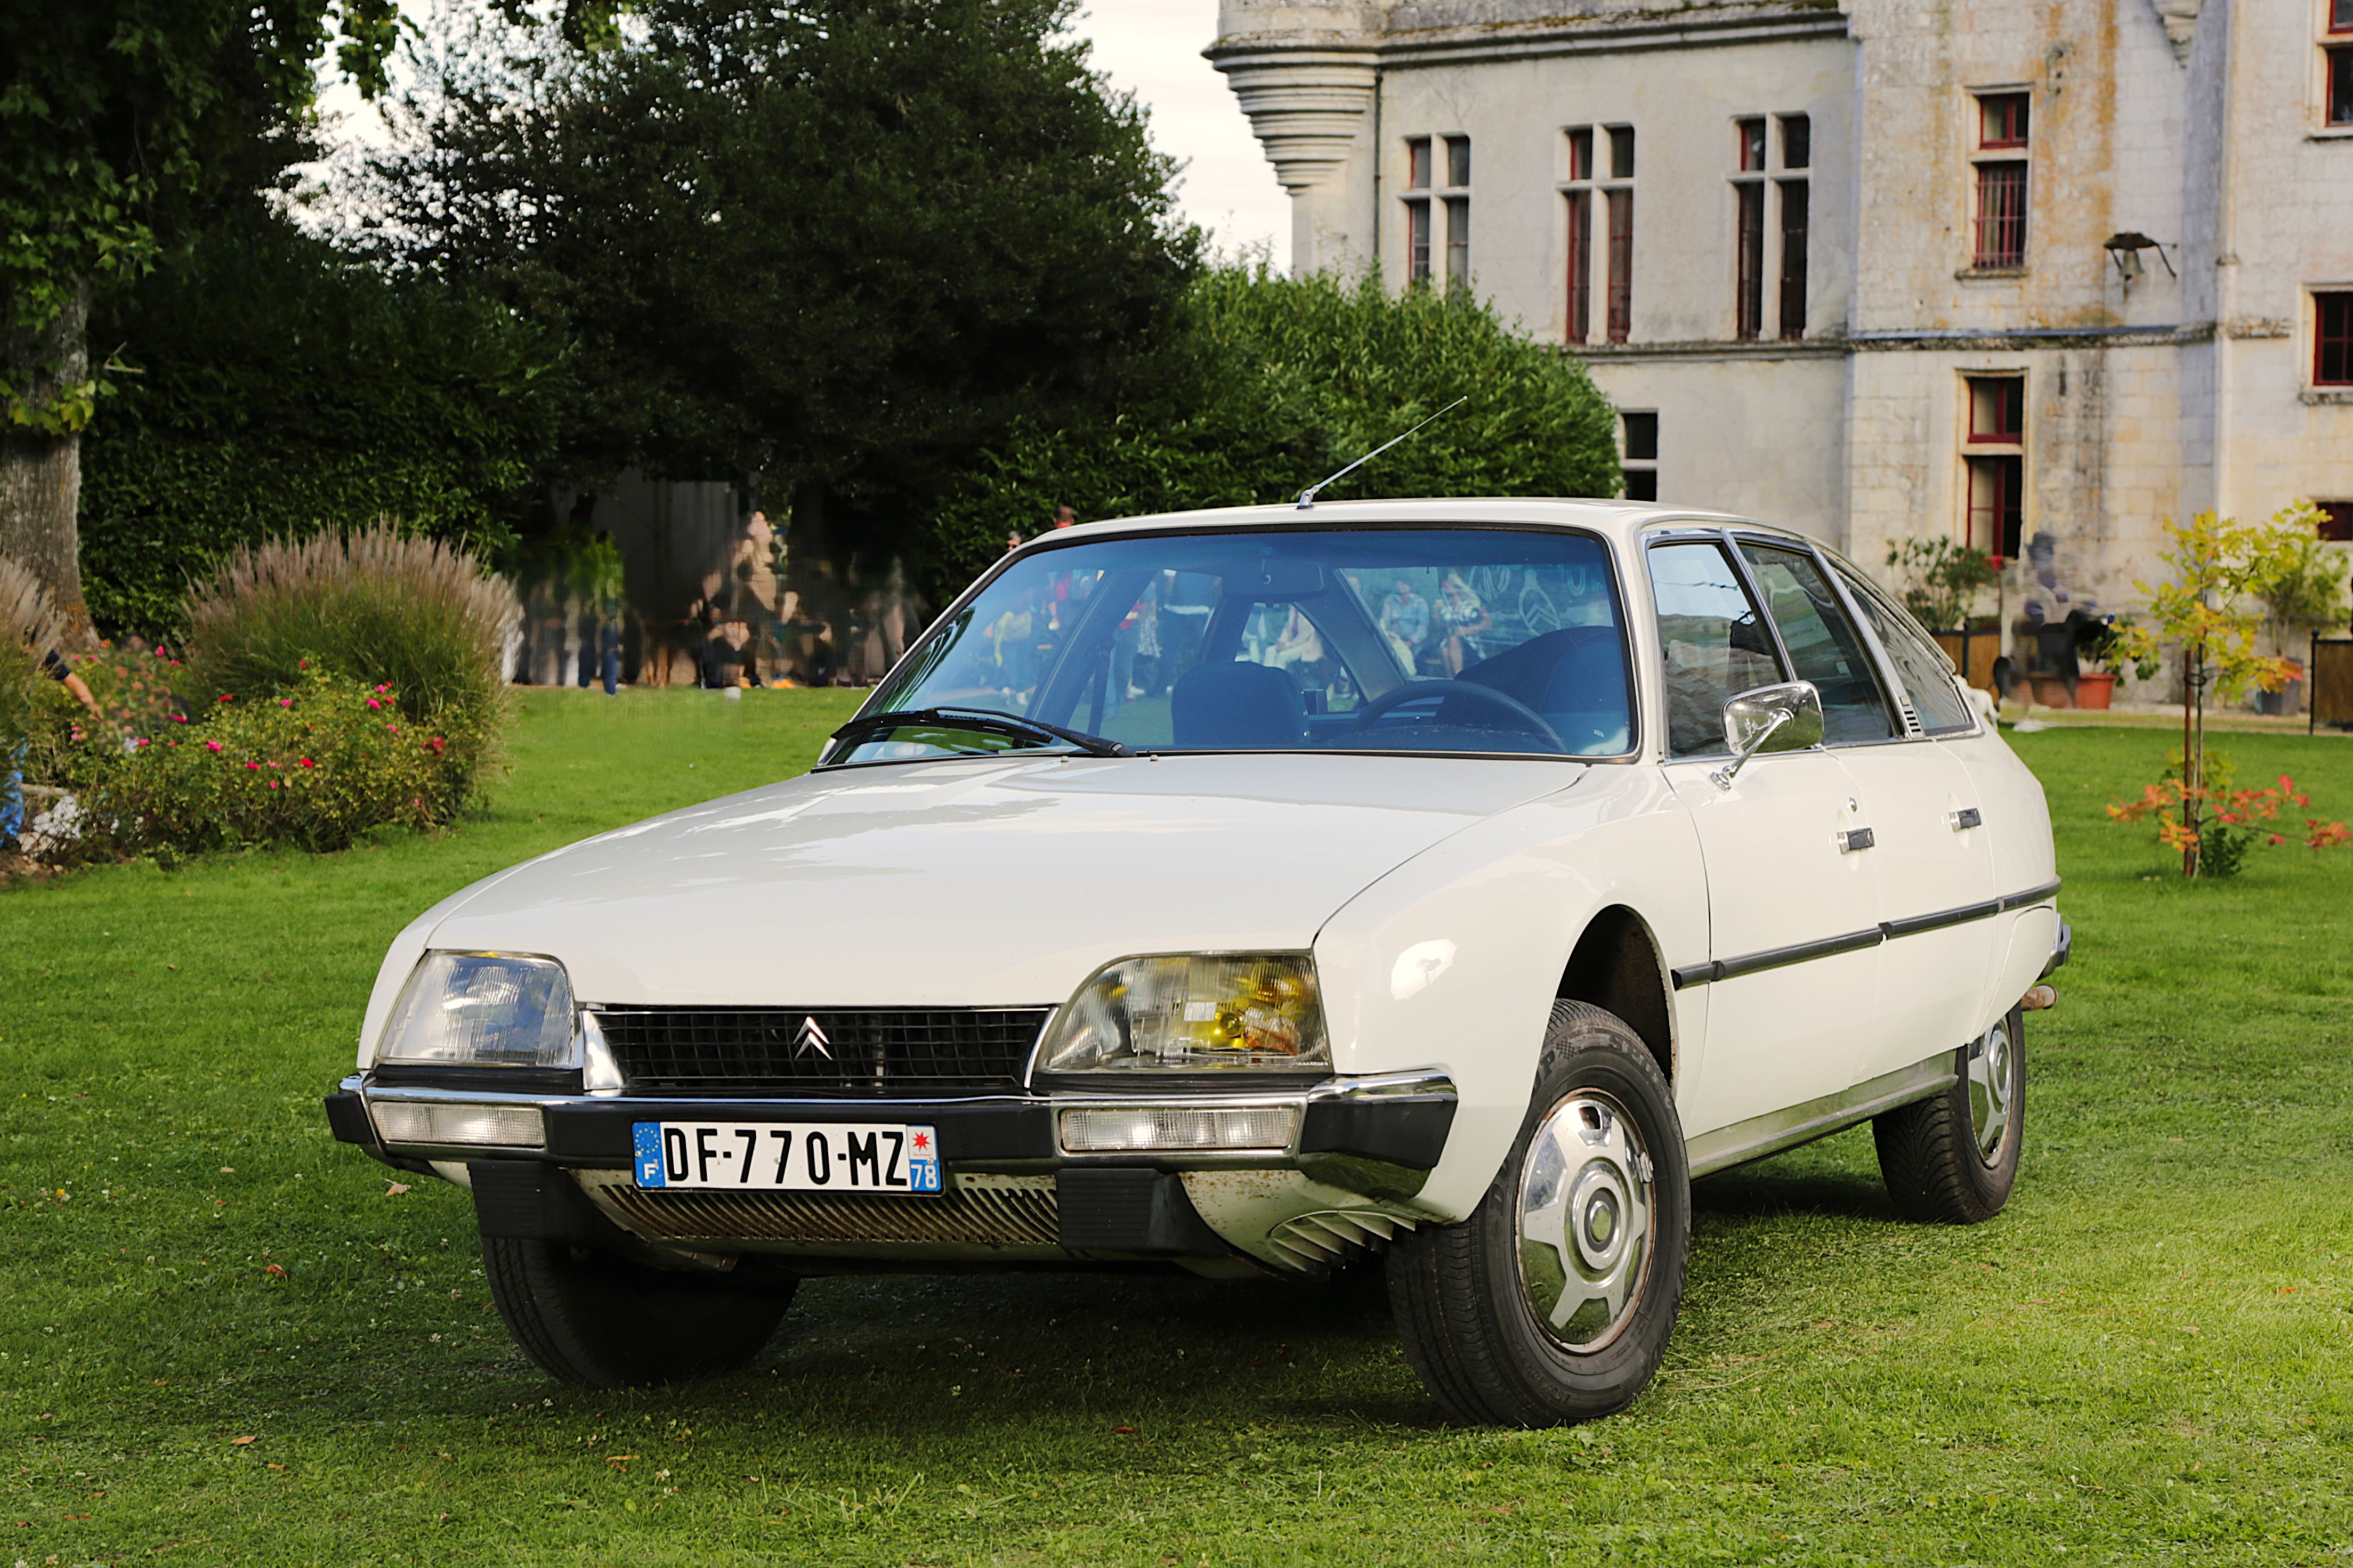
[834,527,1632,763]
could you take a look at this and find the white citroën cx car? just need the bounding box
[327,498,2066,1426]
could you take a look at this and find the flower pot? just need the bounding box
[2255,679,2303,718]
[2073,671,2115,710]
[2028,673,2073,709]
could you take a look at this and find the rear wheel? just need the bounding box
[1387,1001,1690,1426]
[482,1237,795,1388]
[1873,1005,2025,1224]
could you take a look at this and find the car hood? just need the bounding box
[425,753,1582,1007]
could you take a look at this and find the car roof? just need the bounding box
[1030,497,1822,555]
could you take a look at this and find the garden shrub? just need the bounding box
[0,557,63,748]
[182,525,519,795]
[42,668,488,857]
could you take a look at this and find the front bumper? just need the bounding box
[326,1071,1458,1276]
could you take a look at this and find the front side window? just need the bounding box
[1647,541,1783,757]
[1834,565,1977,733]
[1739,543,1898,743]
[839,529,1633,763]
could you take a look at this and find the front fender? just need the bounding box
[1313,765,1707,1222]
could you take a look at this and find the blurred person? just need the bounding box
[1052,505,1078,530]
[1378,576,1430,671]
[1434,572,1492,676]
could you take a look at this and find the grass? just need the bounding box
[3,687,2350,1566]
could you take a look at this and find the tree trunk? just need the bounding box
[0,281,91,632]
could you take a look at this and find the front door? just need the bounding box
[1647,538,1882,1139]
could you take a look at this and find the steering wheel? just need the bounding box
[1349,679,1570,753]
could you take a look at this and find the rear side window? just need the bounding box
[1834,565,1976,733]
[1647,541,1784,757]
[1739,543,1898,744]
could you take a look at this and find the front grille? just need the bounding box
[586,1173,1059,1248]
[595,1005,1050,1095]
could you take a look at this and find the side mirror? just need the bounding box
[1711,681,1823,788]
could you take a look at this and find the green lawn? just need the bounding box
[3,690,2349,1566]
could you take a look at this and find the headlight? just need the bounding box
[377,952,578,1069]
[1036,953,1330,1074]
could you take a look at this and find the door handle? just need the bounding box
[1949,807,1983,831]
[1838,827,1875,853]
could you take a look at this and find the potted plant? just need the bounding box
[2073,618,2123,710]
[2249,502,2350,717]
[1884,538,1999,690]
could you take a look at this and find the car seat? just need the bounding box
[1456,628,1631,753]
[1171,661,1308,749]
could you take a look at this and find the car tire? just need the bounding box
[482,1237,796,1388]
[1873,1004,2024,1225]
[1386,1000,1690,1427]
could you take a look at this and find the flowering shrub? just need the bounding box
[2109,759,2350,878]
[51,641,190,736]
[42,669,491,857]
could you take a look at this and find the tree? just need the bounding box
[0,0,399,624]
[926,266,1624,599]
[373,0,1199,566]
[79,206,564,639]
[2111,505,2310,877]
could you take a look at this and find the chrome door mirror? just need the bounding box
[1710,681,1824,789]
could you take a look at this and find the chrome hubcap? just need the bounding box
[1967,1018,2015,1163]
[1517,1092,1653,1352]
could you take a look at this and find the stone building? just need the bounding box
[1209,0,2353,649]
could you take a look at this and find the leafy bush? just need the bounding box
[924,265,1622,600]
[40,669,489,857]
[1883,537,1998,631]
[182,525,518,794]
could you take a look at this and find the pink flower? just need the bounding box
[278,697,294,708]
[268,780,280,790]
[204,741,223,753]
[365,698,380,710]
[245,761,262,771]
[298,758,314,768]
[217,693,233,704]
[171,713,188,724]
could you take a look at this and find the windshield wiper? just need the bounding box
[829,706,1132,759]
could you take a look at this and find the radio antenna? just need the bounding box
[1295,396,1467,509]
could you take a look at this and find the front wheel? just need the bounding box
[482,1236,796,1388]
[1387,1000,1691,1426]
[1873,1004,2025,1224]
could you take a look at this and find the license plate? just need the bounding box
[631,1122,941,1194]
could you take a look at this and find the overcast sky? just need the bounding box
[310,2,1291,263]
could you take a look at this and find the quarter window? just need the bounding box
[1648,541,1784,757]
[1834,566,1977,733]
[1739,544,1898,743]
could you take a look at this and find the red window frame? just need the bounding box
[1606,189,1634,343]
[1567,126,1594,182]
[2319,293,2353,386]
[1978,92,2030,149]
[1406,137,1432,190]
[1966,376,2024,441]
[1734,182,1766,339]
[1966,455,2024,559]
[1972,162,2028,269]
[1777,180,1809,342]
[1565,190,1592,344]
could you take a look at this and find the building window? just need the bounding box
[1405,135,1469,289]
[1621,411,1659,502]
[2330,0,2353,125]
[2319,292,2353,385]
[1608,125,1635,180]
[1565,190,1593,343]
[1730,114,1809,340]
[1971,91,2029,270]
[1961,375,2025,559]
[1733,119,1766,339]
[1778,180,1810,340]
[1606,189,1635,343]
[1563,129,1595,342]
[2317,502,2353,542]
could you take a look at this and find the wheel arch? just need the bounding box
[1555,904,1675,1089]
